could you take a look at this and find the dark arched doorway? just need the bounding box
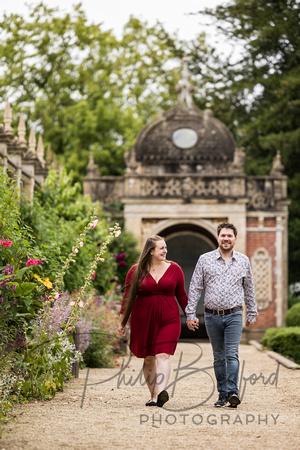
[161,224,217,339]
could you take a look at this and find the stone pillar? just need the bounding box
[0,142,8,172]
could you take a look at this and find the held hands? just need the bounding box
[186,319,199,331]
[118,322,126,337]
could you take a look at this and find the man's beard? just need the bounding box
[220,242,234,253]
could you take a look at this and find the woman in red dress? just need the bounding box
[118,235,188,407]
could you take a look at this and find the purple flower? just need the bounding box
[35,292,72,338]
[2,264,10,275]
[115,253,126,262]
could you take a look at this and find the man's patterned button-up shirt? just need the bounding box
[185,248,258,323]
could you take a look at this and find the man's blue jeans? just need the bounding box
[204,310,243,397]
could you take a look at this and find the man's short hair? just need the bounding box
[217,222,238,237]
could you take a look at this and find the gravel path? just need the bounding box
[1,341,300,449]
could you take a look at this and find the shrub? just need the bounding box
[0,205,121,422]
[20,167,118,294]
[81,290,124,368]
[288,296,300,309]
[261,327,300,364]
[285,302,300,327]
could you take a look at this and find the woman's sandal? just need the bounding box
[157,390,169,407]
[145,400,157,406]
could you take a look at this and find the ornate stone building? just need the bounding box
[84,61,289,340]
[0,100,48,200]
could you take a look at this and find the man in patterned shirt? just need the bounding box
[185,222,258,408]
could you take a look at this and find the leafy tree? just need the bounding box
[0,4,191,179]
[194,0,300,283]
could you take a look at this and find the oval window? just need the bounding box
[172,128,198,149]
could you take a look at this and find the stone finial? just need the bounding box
[4,99,13,134]
[46,145,52,165]
[86,152,100,177]
[232,147,245,173]
[28,127,37,156]
[18,113,27,146]
[37,135,45,166]
[124,147,138,173]
[175,56,194,110]
[270,151,284,176]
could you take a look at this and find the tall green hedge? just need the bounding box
[261,327,300,364]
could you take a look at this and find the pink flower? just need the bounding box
[109,227,113,231]
[115,230,121,237]
[69,301,76,306]
[26,257,44,267]
[56,307,60,311]
[0,239,12,247]
[90,219,98,229]
[99,258,105,262]
[71,259,76,263]
[68,327,72,331]
[91,272,96,280]
[74,248,78,253]
[78,301,84,308]
[79,242,84,247]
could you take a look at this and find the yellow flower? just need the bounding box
[33,274,43,283]
[43,278,53,289]
[33,274,53,289]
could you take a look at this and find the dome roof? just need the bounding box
[134,60,236,167]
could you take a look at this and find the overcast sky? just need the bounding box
[2,0,225,42]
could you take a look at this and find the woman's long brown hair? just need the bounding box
[121,235,165,327]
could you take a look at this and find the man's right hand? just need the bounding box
[186,319,199,331]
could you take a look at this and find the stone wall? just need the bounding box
[0,100,48,200]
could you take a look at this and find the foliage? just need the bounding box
[20,167,118,294]
[0,3,193,179]
[80,290,125,368]
[195,0,300,283]
[288,296,300,309]
[108,230,139,290]
[0,170,126,428]
[0,170,46,374]
[285,303,300,327]
[261,327,300,364]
